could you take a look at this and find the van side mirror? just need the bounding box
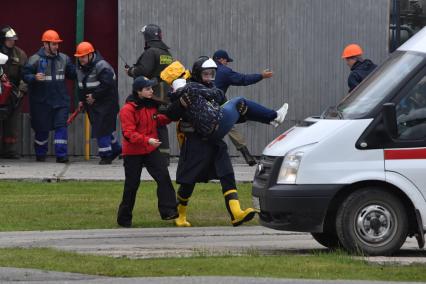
[382,103,397,139]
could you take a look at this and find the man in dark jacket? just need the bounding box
[0,26,27,159]
[341,44,377,92]
[166,56,256,228]
[74,42,121,165]
[125,24,173,163]
[213,49,273,166]
[22,29,76,163]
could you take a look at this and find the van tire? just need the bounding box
[336,188,408,256]
[311,232,340,249]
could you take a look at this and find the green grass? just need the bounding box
[0,181,256,231]
[0,248,425,281]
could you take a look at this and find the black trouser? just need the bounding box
[117,150,177,225]
[157,125,170,162]
[177,173,237,205]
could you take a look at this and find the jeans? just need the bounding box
[211,96,277,139]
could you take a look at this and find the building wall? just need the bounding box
[118,0,390,157]
[1,0,118,156]
[4,0,389,156]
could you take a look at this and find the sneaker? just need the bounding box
[36,156,46,162]
[56,156,69,163]
[272,103,288,127]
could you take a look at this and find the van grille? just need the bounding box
[254,155,278,187]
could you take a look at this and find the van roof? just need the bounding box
[398,27,426,54]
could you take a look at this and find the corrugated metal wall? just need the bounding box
[117,0,389,157]
[17,0,390,156]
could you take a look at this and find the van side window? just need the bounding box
[396,76,426,139]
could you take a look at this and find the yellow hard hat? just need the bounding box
[160,61,191,85]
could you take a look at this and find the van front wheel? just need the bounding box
[336,188,408,256]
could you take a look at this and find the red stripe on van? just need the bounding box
[267,128,294,148]
[384,148,426,160]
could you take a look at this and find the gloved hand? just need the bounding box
[179,93,192,108]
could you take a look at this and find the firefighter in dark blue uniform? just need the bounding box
[213,49,273,166]
[23,30,76,163]
[74,42,121,164]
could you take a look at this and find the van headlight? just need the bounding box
[276,144,315,184]
[277,151,304,184]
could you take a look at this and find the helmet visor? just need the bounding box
[201,69,216,81]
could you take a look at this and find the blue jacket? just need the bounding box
[76,51,119,138]
[214,62,263,95]
[23,48,76,107]
[348,59,377,92]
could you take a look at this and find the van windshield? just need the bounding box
[337,51,426,119]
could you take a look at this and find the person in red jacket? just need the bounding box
[117,76,178,228]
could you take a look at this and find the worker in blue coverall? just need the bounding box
[23,30,76,163]
[74,41,121,165]
[213,49,273,166]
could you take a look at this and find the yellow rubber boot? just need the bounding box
[224,189,256,227]
[228,200,256,226]
[174,204,191,227]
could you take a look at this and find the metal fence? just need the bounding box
[17,0,390,156]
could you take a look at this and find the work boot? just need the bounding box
[239,146,256,166]
[56,156,69,163]
[271,103,289,127]
[224,189,256,227]
[36,156,46,162]
[2,153,20,159]
[175,204,191,227]
[99,157,113,165]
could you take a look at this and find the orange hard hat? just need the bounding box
[41,29,63,43]
[74,41,95,57]
[341,44,363,58]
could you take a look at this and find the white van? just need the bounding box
[252,27,426,256]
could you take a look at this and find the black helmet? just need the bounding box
[191,56,217,83]
[0,26,18,43]
[140,24,162,42]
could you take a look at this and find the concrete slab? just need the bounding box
[0,157,256,182]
